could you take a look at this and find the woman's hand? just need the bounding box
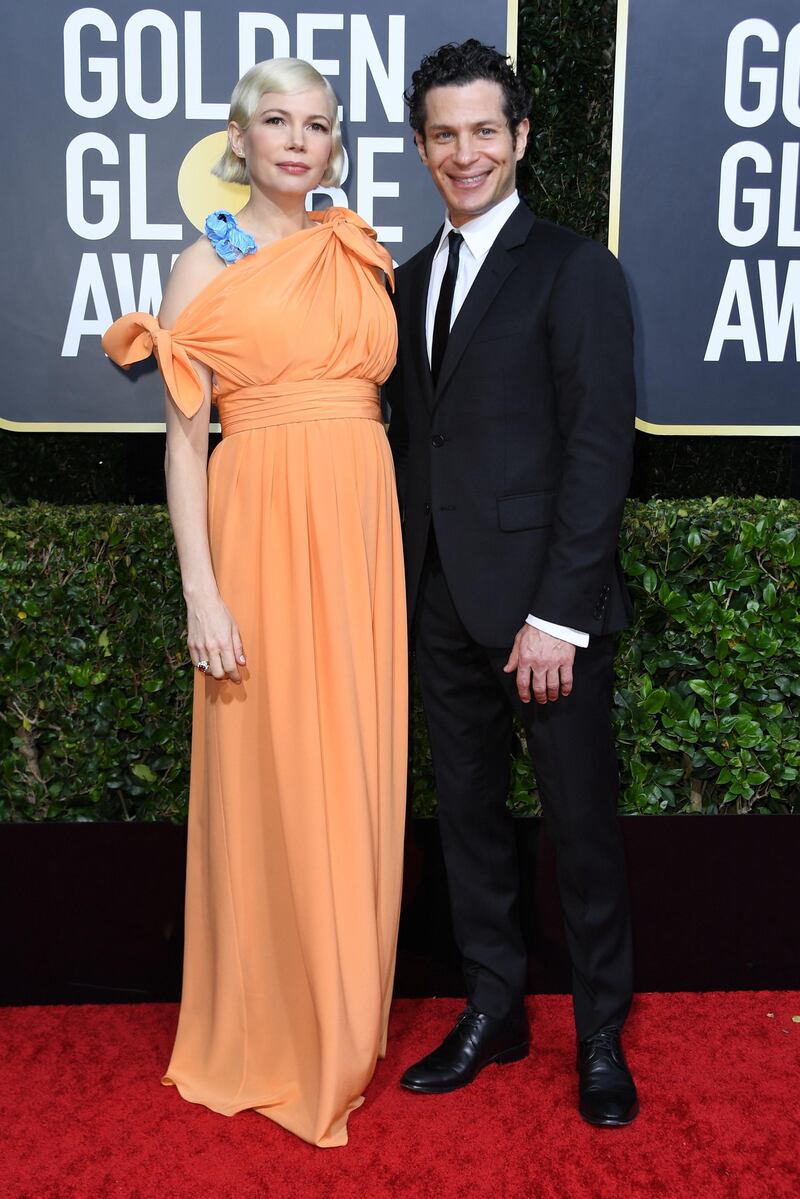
[186,592,246,683]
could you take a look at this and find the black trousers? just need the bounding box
[414,548,633,1040]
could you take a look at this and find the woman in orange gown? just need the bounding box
[102,59,407,1148]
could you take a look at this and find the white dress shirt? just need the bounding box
[425,190,589,648]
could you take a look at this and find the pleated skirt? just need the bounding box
[162,414,407,1147]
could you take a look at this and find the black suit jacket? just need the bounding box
[385,201,635,649]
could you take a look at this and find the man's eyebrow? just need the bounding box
[427,119,502,130]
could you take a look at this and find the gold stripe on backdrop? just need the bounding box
[0,418,223,433]
[636,417,800,436]
[507,0,519,62]
[0,419,164,432]
[607,0,629,259]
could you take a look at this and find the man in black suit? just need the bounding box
[386,40,638,1126]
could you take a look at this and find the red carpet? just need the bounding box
[2,994,799,1199]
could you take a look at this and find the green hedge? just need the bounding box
[412,499,800,817]
[2,499,799,821]
[518,0,616,242]
[0,506,190,821]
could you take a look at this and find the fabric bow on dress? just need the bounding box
[102,209,394,421]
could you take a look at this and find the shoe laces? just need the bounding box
[585,1026,623,1055]
[581,1028,622,1061]
[456,1005,482,1029]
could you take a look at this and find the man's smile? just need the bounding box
[448,172,491,189]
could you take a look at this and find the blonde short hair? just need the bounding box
[213,58,343,188]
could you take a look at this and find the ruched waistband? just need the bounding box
[216,379,381,437]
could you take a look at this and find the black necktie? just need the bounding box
[431,231,464,386]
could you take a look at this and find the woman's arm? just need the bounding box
[160,244,245,683]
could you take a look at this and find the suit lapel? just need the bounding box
[409,230,440,412]
[433,202,536,406]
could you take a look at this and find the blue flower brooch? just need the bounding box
[204,210,258,264]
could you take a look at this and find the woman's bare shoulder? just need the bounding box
[159,235,223,327]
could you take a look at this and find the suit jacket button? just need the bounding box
[431,433,445,447]
[424,503,431,515]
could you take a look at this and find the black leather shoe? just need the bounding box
[400,1004,529,1094]
[577,1028,639,1127]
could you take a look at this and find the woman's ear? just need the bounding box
[228,121,245,159]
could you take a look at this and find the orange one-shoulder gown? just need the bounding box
[103,208,407,1147]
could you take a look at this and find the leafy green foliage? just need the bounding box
[0,505,191,821]
[2,497,799,821]
[613,500,800,815]
[413,498,800,818]
[3,499,799,821]
[518,0,616,240]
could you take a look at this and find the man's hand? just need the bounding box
[503,624,575,704]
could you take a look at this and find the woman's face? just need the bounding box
[231,87,334,198]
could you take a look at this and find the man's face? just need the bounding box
[415,80,529,226]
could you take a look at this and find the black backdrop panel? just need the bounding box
[0,1,512,430]
[614,1,799,432]
[2,819,798,1006]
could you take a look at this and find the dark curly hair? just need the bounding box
[405,39,531,139]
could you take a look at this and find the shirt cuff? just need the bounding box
[525,615,590,648]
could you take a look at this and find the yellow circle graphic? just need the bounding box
[177,132,250,232]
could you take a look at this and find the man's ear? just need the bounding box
[414,131,430,166]
[514,117,530,161]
